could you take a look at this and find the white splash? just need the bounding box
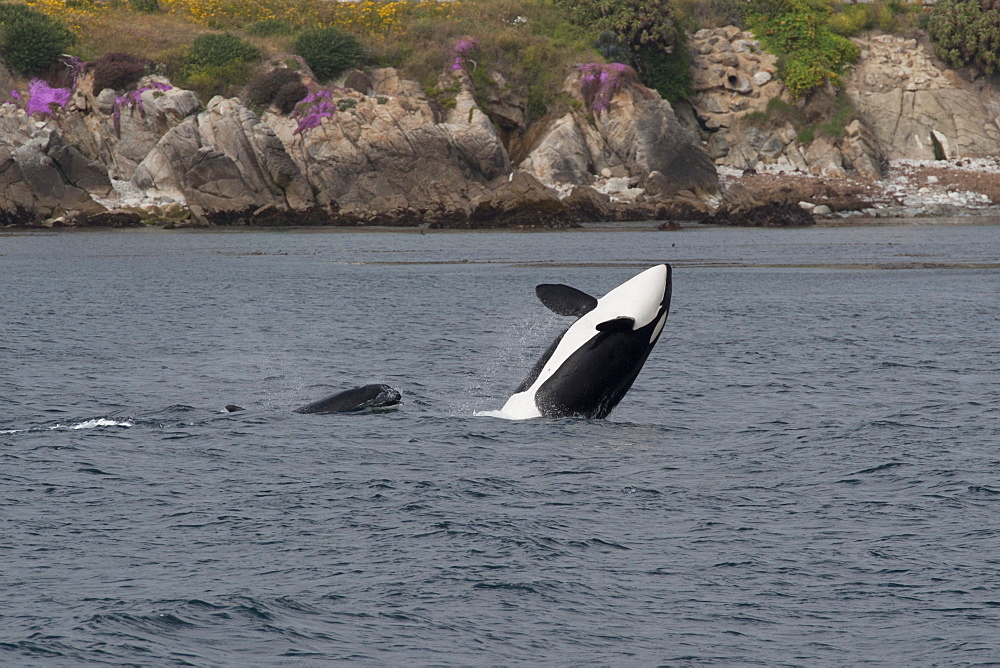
[1,418,135,434]
[473,409,520,420]
[69,418,134,430]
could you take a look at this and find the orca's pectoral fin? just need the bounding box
[536,284,598,317]
[596,317,635,333]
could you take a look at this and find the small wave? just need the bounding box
[474,409,516,420]
[1,418,134,435]
[70,418,134,430]
[850,462,909,476]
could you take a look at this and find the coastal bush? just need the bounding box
[745,0,860,98]
[0,3,75,75]
[177,32,259,99]
[827,1,916,37]
[927,0,1000,74]
[805,89,858,138]
[633,42,693,105]
[91,52,152,92]
[185,32,260,69]
[294,27,365,82]
[182,60,252,99]
[559,0,684,54]
[272,80,307,113]
[742,89,857,143]
[559,0,691,104]
[247,67,306,113]
[744,96,805,128]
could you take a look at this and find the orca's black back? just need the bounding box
[535,327,654,419]
[294,384,401,414]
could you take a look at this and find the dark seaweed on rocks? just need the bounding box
[699,201,815,227]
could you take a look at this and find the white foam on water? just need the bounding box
[69,418,134,430]
[473,409,521,420]
[1,418,135,435]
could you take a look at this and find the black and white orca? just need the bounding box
[294,384,402,414]
[501,264,672,419]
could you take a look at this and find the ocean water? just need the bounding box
[2,222,999,665]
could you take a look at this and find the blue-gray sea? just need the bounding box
[2,221,1000,665]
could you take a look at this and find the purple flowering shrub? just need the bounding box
[25,79,72,118]
[291,88,336,135]
[12,54,171,134]
[578,63,641,114]
[450,37,478,72]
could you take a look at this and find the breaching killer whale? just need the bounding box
[293,383,402,414]
[501,264,672,420]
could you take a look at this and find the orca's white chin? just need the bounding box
[499,390,543,420]
[600,263,669,330]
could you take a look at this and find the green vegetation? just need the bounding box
[0,0,973,127]
[179,32,260,99]
[246,67,306,113]
[0,2,75,75]
[927,0,1000,74]
[91,52,152,92]
[185,32,260,69]
[245,18,294,37]
[675,0,749,29]
[930,131,947,159]
[827,1,922,36]
[559,0,692,103]
[294,26,365,82]
[743,90,859,144]
[745,0,860,99]
[128,0,159,14]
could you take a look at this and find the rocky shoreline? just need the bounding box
[712,157,1000,226]
[3,27,1000,231]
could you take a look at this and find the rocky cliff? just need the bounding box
[688,26,883,179]
[689,27,1000,171]
[3,26,1000,229]
[0,62,716,228]
[847,33,1000,160]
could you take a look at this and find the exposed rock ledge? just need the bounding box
[1,64,716,229]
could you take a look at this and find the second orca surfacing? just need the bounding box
[294,384,402,414]
[500,264,672,420]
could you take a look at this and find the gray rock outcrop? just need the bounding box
[846,33,1000,160]
[519,69,717,202]
[81,79,202,181]
[266,82,511,223]
[133,96,316,221]
[689,26,884,178]
[0,106,111,222]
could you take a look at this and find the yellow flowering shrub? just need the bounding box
[24,0,97,34]
[19,0,450,33]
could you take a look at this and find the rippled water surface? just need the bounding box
[2,223,999,664]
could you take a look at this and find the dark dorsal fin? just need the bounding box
[535,284,598,317]
[595,317,635,333]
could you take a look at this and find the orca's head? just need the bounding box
[592,264,672,341]
[373,385,402,407]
